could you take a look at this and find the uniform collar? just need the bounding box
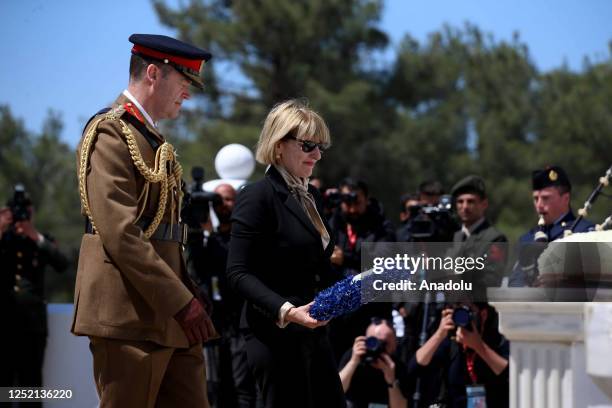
[114,93,165,143]
[122,89,157,129]
[552,211,572,226]
[462,217,486,238]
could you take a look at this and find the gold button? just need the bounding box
[17,264,22,270]
[15,274,21,281]
[17,251,23,258]
[14,286,20,293]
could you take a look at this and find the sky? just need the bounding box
[0,0,610,148]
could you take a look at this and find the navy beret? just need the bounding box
[532,165,571,191]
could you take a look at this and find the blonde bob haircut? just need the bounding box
[255,99,331,165]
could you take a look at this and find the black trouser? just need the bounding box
[206,332,259,408]
[1,331,46,408]
[245,328,346,408]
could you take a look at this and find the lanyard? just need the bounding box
[346,224,357,250]
[465,349,478,384]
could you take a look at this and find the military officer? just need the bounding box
[508,165,595,287]
[72,34,217,407]
[448,175,508,300]
[0,191,68,404]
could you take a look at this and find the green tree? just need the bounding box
[154,0,394,197]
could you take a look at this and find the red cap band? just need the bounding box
[132,44,203,72]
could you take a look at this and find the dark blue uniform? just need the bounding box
[508,211,595,287]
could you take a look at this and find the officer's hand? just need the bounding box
[349,336,367,364]
[371,352,396,384]
[0,208,12,235]
[434,308,455,340]
[331,245,344,266]
[14,220,40,242]
[174,297,219,345]
[287,302,329,329]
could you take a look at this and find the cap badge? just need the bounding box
[549,170,558,181]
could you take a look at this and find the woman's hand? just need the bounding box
[371,353,396,385]
[456,321,484,353]
[435,308,455,340]
[349,336,367,365]
[286,302,330,329]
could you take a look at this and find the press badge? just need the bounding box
[466,384,486,408]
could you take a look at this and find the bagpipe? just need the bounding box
[566,164,612,236]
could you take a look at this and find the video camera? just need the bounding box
[408,195,458,241]
[7,184,32,222]
[181,167,222,229]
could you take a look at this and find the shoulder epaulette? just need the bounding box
[104,105,126,121]
[123,102,145,123]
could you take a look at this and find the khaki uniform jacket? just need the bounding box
[71,94,194,348]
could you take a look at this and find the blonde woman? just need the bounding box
[227,99,346,407]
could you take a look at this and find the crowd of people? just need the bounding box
[185,122,591,407]
[1,32,598,408]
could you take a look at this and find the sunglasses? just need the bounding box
[286,135,330,153]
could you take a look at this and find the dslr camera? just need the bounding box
[8,184,31,222]
[181,167,222,229]
[362,336,387,364]
[452,305,474,332]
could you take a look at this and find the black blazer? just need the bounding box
[227,166,340,333]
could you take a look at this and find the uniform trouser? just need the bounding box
[89,337,209,408]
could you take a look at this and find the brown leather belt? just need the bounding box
[85,217,187,244]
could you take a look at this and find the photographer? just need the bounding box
[327,178,396,360]
[410,304,509,408]
[396,193,420,242]
[186,181,259,407]
[0,186,68,394]
[339,318,410,408]
[328,178,395,273]
[396,181,458,243]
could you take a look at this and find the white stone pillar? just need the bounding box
[492,299,612,408]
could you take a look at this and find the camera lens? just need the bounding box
[452,307,472,328]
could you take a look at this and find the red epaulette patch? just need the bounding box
[488,243,506,263]
[124,102,145,123]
